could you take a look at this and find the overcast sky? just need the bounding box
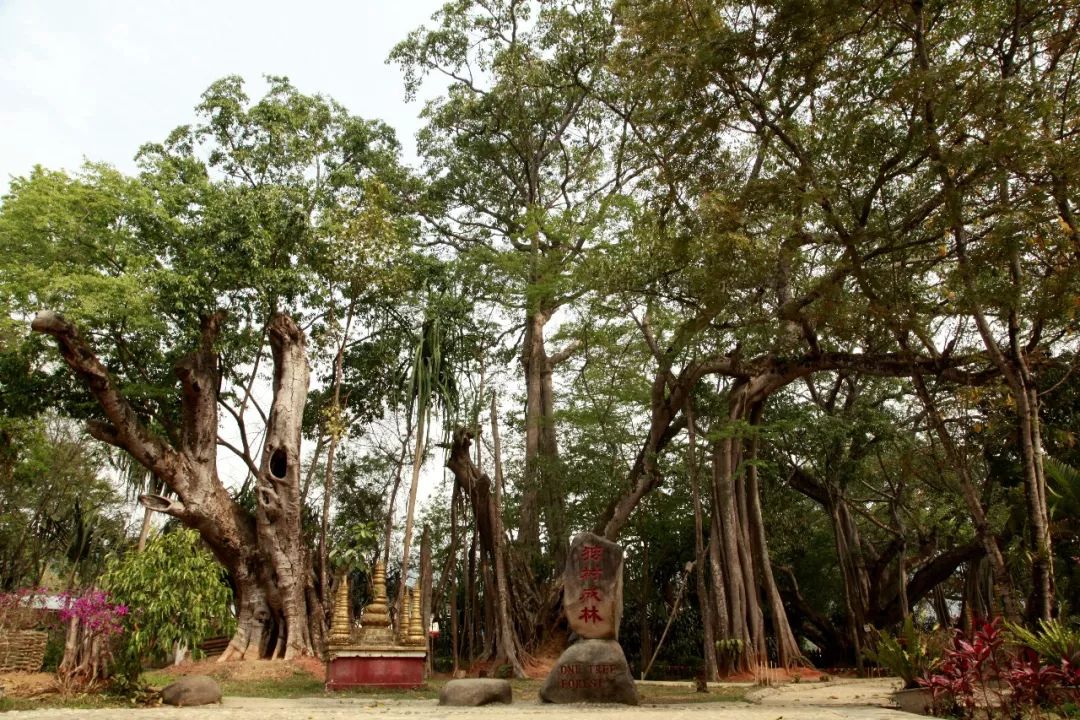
[0,0,446,194]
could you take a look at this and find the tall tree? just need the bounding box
[1,77,415,658]
[392,0,634,573]
[582,0,1073,663]
[899,0,1080,621]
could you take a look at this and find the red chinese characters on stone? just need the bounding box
[578,567,602,581]
[577,545,605,623]
[578,605,603,624]
[582,545,604,562]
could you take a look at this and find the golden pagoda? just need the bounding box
[407,583,426,646]
[327,573,352,647]
[358,561,394,646]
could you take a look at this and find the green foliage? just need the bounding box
[101,529,234,670]
[329,522,379,575]
[865,618,946,690]
[41,630,64,672]
[1006,619,1080,667]
[391,0,633,352]
[1046,457,1080,520]
[1,75,421,457]
[0,417,126,589]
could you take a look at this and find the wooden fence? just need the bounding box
[0,630,48,672]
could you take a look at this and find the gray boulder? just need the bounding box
[438,678,513,706]
[160,675,222,707]
[539,639,639,705]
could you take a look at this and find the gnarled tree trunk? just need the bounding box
[32,310,318,661]
[253,315,314,659]
[446,425,528,677]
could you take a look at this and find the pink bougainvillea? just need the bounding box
[58,589,128,638]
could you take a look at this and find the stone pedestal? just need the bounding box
[325,649,426,689]
[539,640,638,705]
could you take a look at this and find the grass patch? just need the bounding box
[138,673,750,704]
[0,672,750,709]
[0,692,141,712]
[142,668,326,698]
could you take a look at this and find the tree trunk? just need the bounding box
[712,437,751,668]
[466,524,477,663]
[446,425,527,676]
[254,314,314,659]
[830,500,867,670]
[319,306,352,611]
[687,405,719,680]
[450,566,460,673]
[382,427,410,568]
[420,525,433,675]
[489,395,528,677]
[639,542,652,675]
[137,505,154,552]
[519,309,547,558]
[707,382,806,670]
[397,409,426,623]
[33,310,318,660]
[743,404,803,667]
[707,527,730,656]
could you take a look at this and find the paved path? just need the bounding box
[4,679,910,719]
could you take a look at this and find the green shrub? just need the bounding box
[40,629,65,672]
[1005,618,1080,668]
[864,617,945,689]
[101,528,235,675]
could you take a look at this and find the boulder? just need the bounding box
[539,639,639,705]
[564,533,624,641]
[438,678,513,706]
[160,675,222,707]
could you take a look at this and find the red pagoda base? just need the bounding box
[325,650,426,690]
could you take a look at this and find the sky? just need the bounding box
[0,0,446,193]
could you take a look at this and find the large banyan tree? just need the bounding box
[411,0,1079,676]
[3,76,416,658]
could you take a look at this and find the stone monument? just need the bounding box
[539,532,639,705]
[325,562,426,690]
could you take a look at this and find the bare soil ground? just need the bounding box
[0,672,56,699]
[151,656,326,683]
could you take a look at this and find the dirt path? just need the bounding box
[751,677,904,710]
[3,679,911,719]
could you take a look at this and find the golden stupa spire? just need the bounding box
[328,573,352,647]
[408,583,426,646]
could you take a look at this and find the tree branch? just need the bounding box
[31,311,183,490]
